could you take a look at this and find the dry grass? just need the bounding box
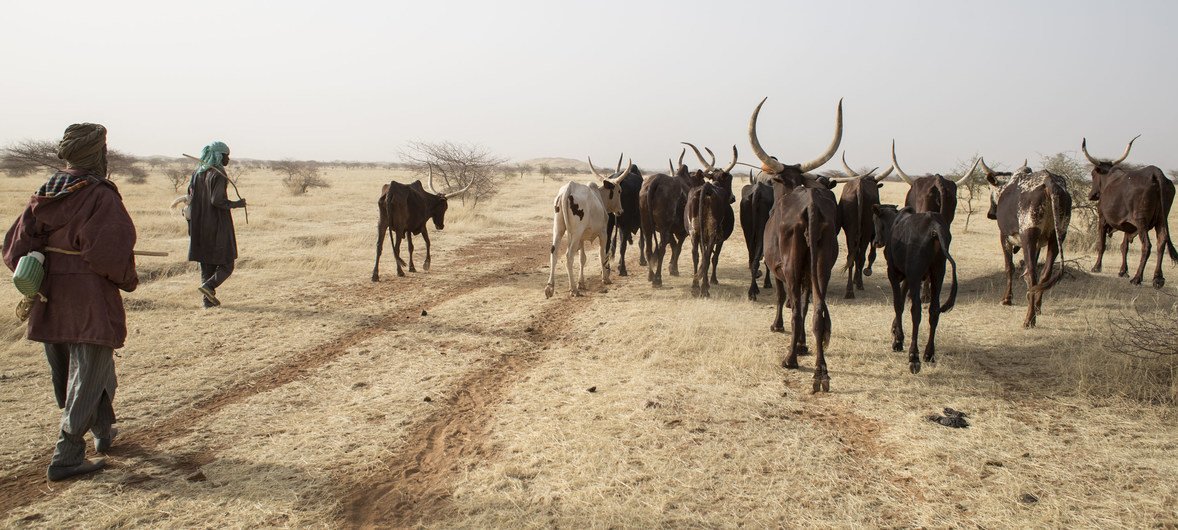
[0,171,1175,527]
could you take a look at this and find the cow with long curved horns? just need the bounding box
[640,149,705,287]
[1082,135,1177,288]
[544,157,625,298]
[372,166,472,281]
[682,143,737,298]
[749,97,843,393]
[981,158,1071,327]
[830,152,893,298]
[890,141,980,224]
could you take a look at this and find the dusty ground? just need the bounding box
[0,167,1175,528]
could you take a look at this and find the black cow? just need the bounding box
[981,158,1071,327]
[748,96,843,392]
[639,151,705,287]
[372,166,470,281]
[741,172,775,300]
[604,158,645,276]
[831,152,893,298]
[890,141,979,224]
[874,206,959,374]
[1082,136,1178,288]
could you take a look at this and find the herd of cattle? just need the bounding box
[372,98,1177,393]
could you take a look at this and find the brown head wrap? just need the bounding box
[57,123,108,176]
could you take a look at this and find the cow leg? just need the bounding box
[1022,231,1041,328]
[421,228,432,272]
[638,231,648,266]
[652,230,668,287]
[1091,221,1108,273]
[617,231,628,277]
[598,235,611,289]
[864,244,876,277]
[392,231,406,277]
[566,239,581,297]
[925,261,944,366]
[796,281,810,355]
[545,215,565,299]
[710,239,723,285]
[578,244,588,292]
[1153,224,1168,289]
[406,234,416,273]
[372,216,387,282]
[854,247,866,291]
[1118,232,1131,278]
[669,235,684,276]
[1001,238,1015,305]
[763,263,772,289]
[843,243,856,299]
[907,277,923,374]
[812,253,833,393]
[1131,227,1151,286]
[785,278,805,370]
[889,272,906,353]
[690,232,701,296]
[771,277,786,333]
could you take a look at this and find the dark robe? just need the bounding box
[187,168,241,264]
[2,172,138,349]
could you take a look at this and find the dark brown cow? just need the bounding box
[890,141,979,224]
[1082,136,1178,288]
[748,96,843,393]
[874,206,959,374]
[639,151,705,287]
[831,152,893,298]
[683,143,738,298]
[981,158,1072,327]
[371,166,470,281]
[740,172,774,301]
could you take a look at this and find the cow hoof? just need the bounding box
[651,279,662,288]
[1001,298,1012,306]
[397,270,406,277]
[1130,276,1143,286]
[752,268,762,279]
[1154,277,1165,289]
[812,377,830,394]
[710,278,718,285]
[598,287,609,294]
[544,285,554,299]
[1090,265,1102,273]
[1119,270,1129,278]
[423,262,431,271]
[797,345,810,356]
[669,271,680,277]
[603,278,612,285]
[371,275,380,282]
[639,258,647,266]
[570,290,583,298]
[700,290,710,299]
[409,266,416,273]
[909,362,921,375]
[618,269,628,277]
[691,286,700,298]
[783,359,799,369]
[844,291,854,299]
[863,268,872,277]
[892,341,903,352]
[770,324,784,333]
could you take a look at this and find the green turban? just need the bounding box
[197,141,230,175]
[57,123,107,175]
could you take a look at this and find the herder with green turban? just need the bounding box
[2,122,139,481]
[187,141,246,307]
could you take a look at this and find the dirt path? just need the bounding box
[0,232,549,518]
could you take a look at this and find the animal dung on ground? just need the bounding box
[420,310,428,316]
[185,470,208,482]
[1019,493,1039,504]
[423,396,432,402]
[927,407,970,428]
[586,386,597,393]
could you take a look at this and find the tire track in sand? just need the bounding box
[0,232,549,518]
[341,278,591,528]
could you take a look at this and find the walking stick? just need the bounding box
[182,154,248,224]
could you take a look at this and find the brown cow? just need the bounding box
[372,166,470,281]
[981,158,1071,327]
[748,96,843,393]
[683,143,738,298]
[831,152,893,298]
[890,141,979,224]
[1082,136,1178,288]
[639,150,705,287]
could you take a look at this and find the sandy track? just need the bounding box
[0,231,549,518]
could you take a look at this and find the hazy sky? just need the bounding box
[2,1,1175,173]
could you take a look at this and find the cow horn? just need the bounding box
[427,163,440,194]
[798,98,843,173]
[615,153,624,175]
[587,156,607,180]
[668,159,674,175]
[748,97,787,174]
[1081,138,1100,165]
[705,147,717,169]
[723,145,738,174]
[978,156,996,177]
[874,165,894,182]
[953,157,981,185]
[840,151,859,177]
[1112,134,1141,166]
[890,140,914,186]
[445,177,474,199]
[830,176,859,183]
[1016,159,1028,173]
[682,142,715,171]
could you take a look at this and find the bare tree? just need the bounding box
[272,159,329,195]
[516,163,533,179]
[537,164,554,181]
[400,141,508,206]
[952,154,984,231]
[1,140,60,176]
[165,165,191,192]
[1107,304,1178,358]
[1039,152,1097,252]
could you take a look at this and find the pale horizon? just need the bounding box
[2,0,1175,174]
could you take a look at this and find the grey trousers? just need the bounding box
[45,343,117,467]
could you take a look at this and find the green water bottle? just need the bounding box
[13,251,45,297]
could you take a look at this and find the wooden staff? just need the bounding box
[182,153,248,224]
[45,247,168,257]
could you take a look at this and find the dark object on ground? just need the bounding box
[586,386,597,393]
[1019,493,1039,504]
[420,310,428,316]
[927,407,969,428]
[48,459,105,481]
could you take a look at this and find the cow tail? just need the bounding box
[933,223,958,313]
[1160,174,1178,264]
[1034,180,1068,294]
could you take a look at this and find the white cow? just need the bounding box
[545,158,625,298]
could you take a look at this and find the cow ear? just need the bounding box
[986,174,1000,187]
[876,182,884,188]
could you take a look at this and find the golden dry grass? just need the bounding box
[0,169,1175,527]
